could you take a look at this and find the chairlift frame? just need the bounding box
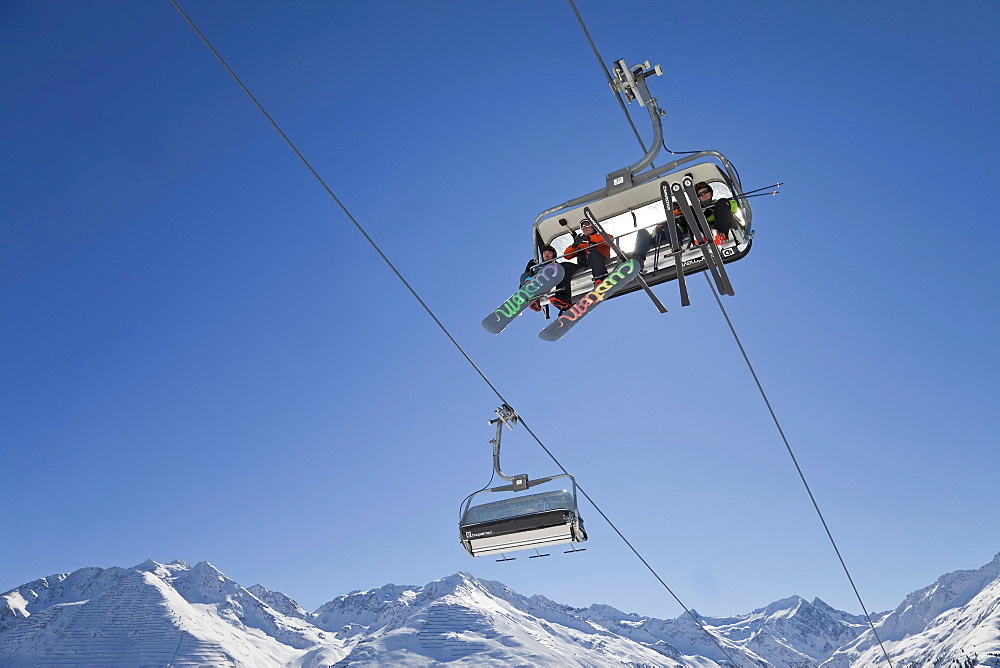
[459,405,587,560]
[531,60,753,308]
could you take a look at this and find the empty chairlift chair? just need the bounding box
[459,405,587,560]
[460,486,587,558]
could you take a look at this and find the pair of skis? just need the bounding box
[481,258,641,341]
[664,175,734,299]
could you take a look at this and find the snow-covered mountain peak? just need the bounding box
[810,597,855,616]
[311,571,519,635]
[134,558,188,573]
[0,559,338,665]
[760,594,807,616]
[873,550,1000,643]
[170,560,241,604]
[248,584,308,620]
[823,551,1000,667]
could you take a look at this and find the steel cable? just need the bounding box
[702,273,894,666]
[567,0,649,157]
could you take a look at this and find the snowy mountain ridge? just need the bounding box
[1,553,998,666]
[823,552,1000,667]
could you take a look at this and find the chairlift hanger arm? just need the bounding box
[488,405,530,491]
[485,405,565,492]
[609,60,665,178]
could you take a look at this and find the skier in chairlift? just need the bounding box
[521,244,573,313]
[547,220,610,311]
[631,181,739,265]
[693,181,738,245]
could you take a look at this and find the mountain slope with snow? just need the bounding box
[314,572,760,666]
[823,552,1000,667]
[1,553,998,666]
[0,559,345,666]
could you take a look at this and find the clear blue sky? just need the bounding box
[2,0,998,620]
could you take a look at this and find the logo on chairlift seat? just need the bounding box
[466,530,494,538]
[681,255,707,267]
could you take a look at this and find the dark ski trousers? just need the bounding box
[552,253,608,301]
[707,199,736,239]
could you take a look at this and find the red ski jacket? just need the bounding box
[564,233,611,261]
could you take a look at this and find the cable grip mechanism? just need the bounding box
[610,59,663,107]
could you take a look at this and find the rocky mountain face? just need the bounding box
[2,554,998,666]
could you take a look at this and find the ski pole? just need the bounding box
[734,182,783,198]
[735,190,782,200]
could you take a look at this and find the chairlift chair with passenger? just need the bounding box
[531,60,755,310]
